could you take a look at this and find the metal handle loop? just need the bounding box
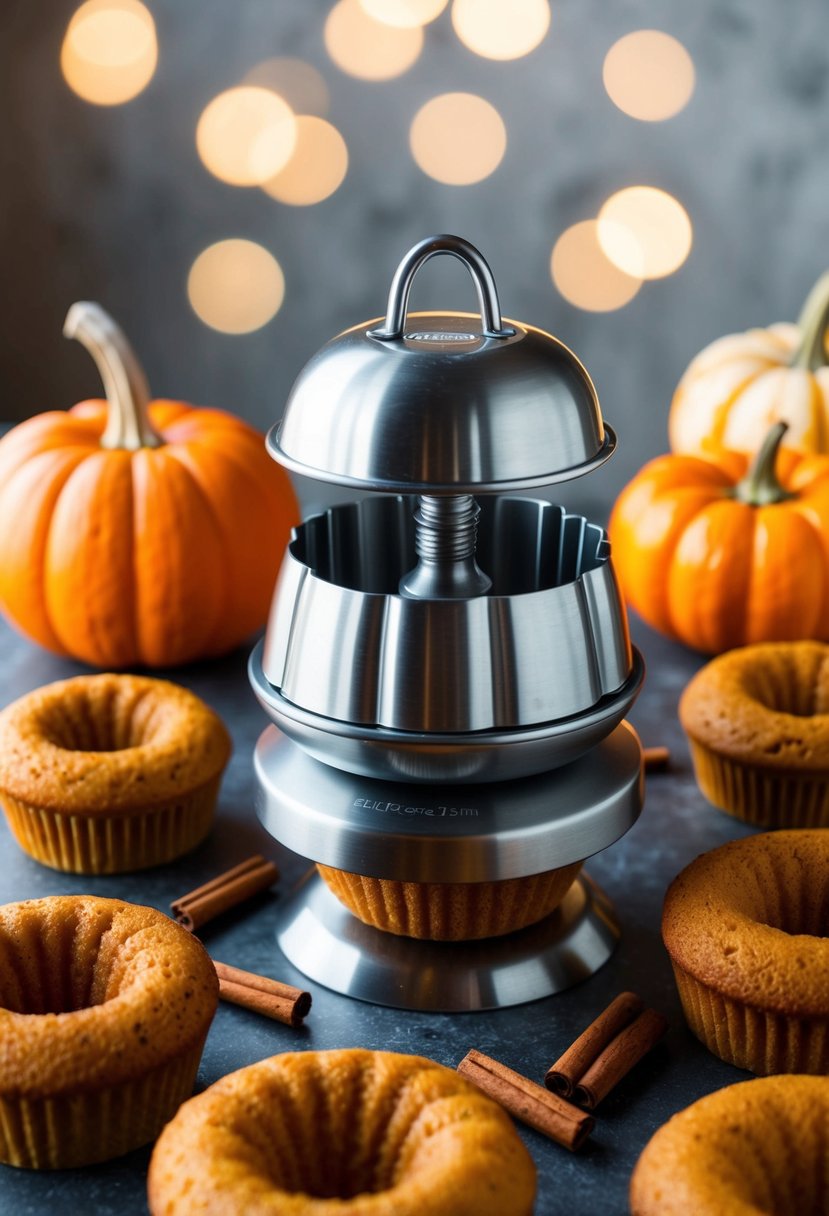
[367,235,515,341]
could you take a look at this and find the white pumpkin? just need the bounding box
[669,272,829,456]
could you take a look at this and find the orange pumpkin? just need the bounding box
[0,302,298,668]
[668,271,829,456]
[609,423,829,653]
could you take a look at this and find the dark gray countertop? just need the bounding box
[0,611,754,1215]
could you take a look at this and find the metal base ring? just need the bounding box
[275,869,619,1012]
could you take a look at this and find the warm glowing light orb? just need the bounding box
[325,0,423,80]
[603,30,695,121]
[244,58,330,118]
[196,87,296,187]
[551,221,642,312]
[410,92,506,185]
[188,240,285,334]
[360,0,448,27]
[451,0,550,60]
[261,116,348,205]
[61,0,157,106]
[598,186,692,279]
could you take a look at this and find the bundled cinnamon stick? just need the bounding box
[171,855,279,931]
[545,991,644,1097]
[643,746,670,772]
[214,961,311,1028]
[573,1009,668,1110]
[457,1049,593,1152]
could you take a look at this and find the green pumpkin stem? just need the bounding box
[733,421,795,506]
[790,270,829,371]
[63,302,163,450]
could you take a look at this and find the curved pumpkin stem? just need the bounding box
[733,421,796,506]
[790,270,829,372]
[64,302,163,450]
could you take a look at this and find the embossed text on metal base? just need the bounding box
[353,797,480,818]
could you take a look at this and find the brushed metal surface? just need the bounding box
[261,495,633,737]
[398,494,492,600]
[250,643,644,783]
[269,236,613,493]
[274,870,620,1011]
[253,719,644,881]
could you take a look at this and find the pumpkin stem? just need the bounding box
[63,302,163,450]
[790,270,829,371]
[733,421,796,506]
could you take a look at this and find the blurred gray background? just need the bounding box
[3,0,828,517]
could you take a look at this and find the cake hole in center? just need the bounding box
[747,657,829,719]
[38,689,156,752]
[0,910,120,1014]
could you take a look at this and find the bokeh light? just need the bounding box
[451,0,550,60]
[325,0,423,80]
[60,0,157,106]
[360,0,448,27]
[243,58,330,118]
[196,87,296,187]
[188,240,285,334]
[261,116,348,205]
[410,93,506,184]
[603,30,695,121]
[551,221,642,312]
[598,187,692,279]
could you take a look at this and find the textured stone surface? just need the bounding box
[0,606,761,1214]
[3,1,829,517]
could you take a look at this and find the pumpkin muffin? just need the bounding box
[0,673,231,873]
[148,1048,536,1215]
[662,830,829,1075]
[0,895,219,1169]
[316,863,583,941]
[630,1075,829,1215]
[679,641,829,828]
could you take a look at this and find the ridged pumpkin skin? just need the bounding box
[608,429,829,654]
[669,271,829,456]
[0,331,298,669]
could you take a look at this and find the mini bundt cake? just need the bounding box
[0,673,231,872]
[0,895,219,1168]
[148,1048,537,1215]
[679,641,829,827]
[662,830,829,1074]
[316,863,583,940]
[630,1075,829,1215]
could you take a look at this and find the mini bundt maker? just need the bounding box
[251,234,645,1011]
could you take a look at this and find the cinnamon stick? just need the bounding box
[214,961,311,1028]
[643,746,670,772]
[457,1049,593,1152]
[545,991,644,1098]
[572,1008,668,1110]
[171,855,279,931]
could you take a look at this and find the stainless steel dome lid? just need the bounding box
[268,234,615,493]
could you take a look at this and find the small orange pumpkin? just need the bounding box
[668,271,829,456]
[0,303,298,668]
[609,423,829,653]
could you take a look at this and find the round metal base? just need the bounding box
[275,869,619,1012]
[254,720,643,881]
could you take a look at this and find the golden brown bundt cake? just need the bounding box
[0,672,231,872]
[316,862,583,940]
[0,895,219,1168]
[679,641,829,827]
[630,1075,829,1215]
[148,1048,537,1215]
[662,830,829,1074]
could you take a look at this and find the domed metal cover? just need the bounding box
[269,235,614,493]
